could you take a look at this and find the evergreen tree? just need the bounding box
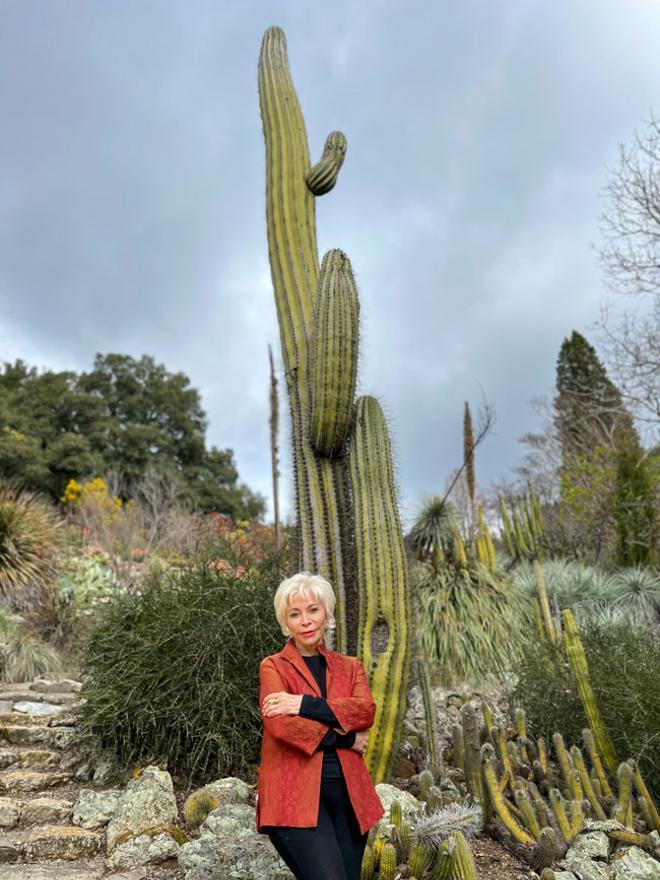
[0,355,265,519]
[554,331,655,565]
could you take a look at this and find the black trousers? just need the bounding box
[263,775,369,880]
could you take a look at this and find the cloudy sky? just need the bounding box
[1,1,659,525]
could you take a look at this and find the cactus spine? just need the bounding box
[408,841,430,878]
[258,27,411,779]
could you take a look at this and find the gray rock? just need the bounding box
[202,803,257,839]
[106,765,177,854]
[0,798,20,829]
[374,782,423,823]
[0,837,19,862]
[612,846,660,879]
[0,752,17,771]
[91,753,116,786]
[104,870,148,880]
[561,851,615,880]
[203,776,251,806]
[73,788,121,829]
[12,701,65,717]
[179,830,292,880]
[555,874,579,880]
[570,832,611,861]
[106,831,179,871]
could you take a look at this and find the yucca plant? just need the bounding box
[0,485,62,610]
[409,497,457,562]
[416,560,530,683]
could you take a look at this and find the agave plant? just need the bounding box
[416,560,530,683]
[0,485,62,610]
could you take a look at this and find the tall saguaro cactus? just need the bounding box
[258,26,411,780]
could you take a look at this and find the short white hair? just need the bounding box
[274,571,336,637]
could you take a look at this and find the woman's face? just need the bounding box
[286,592,327,652]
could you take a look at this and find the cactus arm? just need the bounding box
[570,745,607,820]
[629,759,660,830]
[582,728,613,799]
[310,249,359,457]
[562,610,618,775]
[350,395,411,782]
[306,130,347,195]
[482,754,536,846]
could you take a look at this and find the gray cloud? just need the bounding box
[1,0,659,525]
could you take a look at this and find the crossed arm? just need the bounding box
[259,657,376,756]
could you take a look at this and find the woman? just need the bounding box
[256,572,384,880]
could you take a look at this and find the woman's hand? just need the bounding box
[262,691,303,717]
[351,730,369,755]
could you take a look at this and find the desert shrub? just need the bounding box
[77,544,289,783]
[0,484,62,610]
[0,605,61,682]
[511,620,660,799]
[416,561,530,684]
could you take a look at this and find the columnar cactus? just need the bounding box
[258,27,411,781]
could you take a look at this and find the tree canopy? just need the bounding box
[0,354,265,519]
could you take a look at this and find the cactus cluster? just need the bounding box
[258,26,411,781]
[360,800,480,879]
[499,491,544,562]
[451,701,660,869]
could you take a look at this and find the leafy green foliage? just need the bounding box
[77,546,288,783]
[614,448,656,566]
[511,621,660,799]
[0,356,264,518]
[0,484,62,610]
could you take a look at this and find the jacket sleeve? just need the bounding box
[259,657,328,756]
[325,659,377,733]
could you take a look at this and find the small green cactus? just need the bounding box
[450,830,478,880]
[389,798,402,828]
[418,768,435,801]
[408,840,430,879]
[182,789,220,829]
[360,843,375,880]
[460,703,483,804]
[393,818,412,862]
[378,842,398,880]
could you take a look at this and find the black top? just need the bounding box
[298,653,356,779]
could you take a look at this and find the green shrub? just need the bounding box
[77,546,288,783]
[0,485,61,610]
[511,620,660,799]
[0,606,61,682]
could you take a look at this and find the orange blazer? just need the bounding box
[256,637,385,835]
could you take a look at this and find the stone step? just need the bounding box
[0,725,76,749]
[0,795,74,828]
[0,862,105,880]
[29,679,82,695]
[0,691,79,707]
[19,749,62,770]
[0,769,72,794]
[0,713,50,728]
[3,823,102,861]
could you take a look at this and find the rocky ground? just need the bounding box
[2,676,655,879]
